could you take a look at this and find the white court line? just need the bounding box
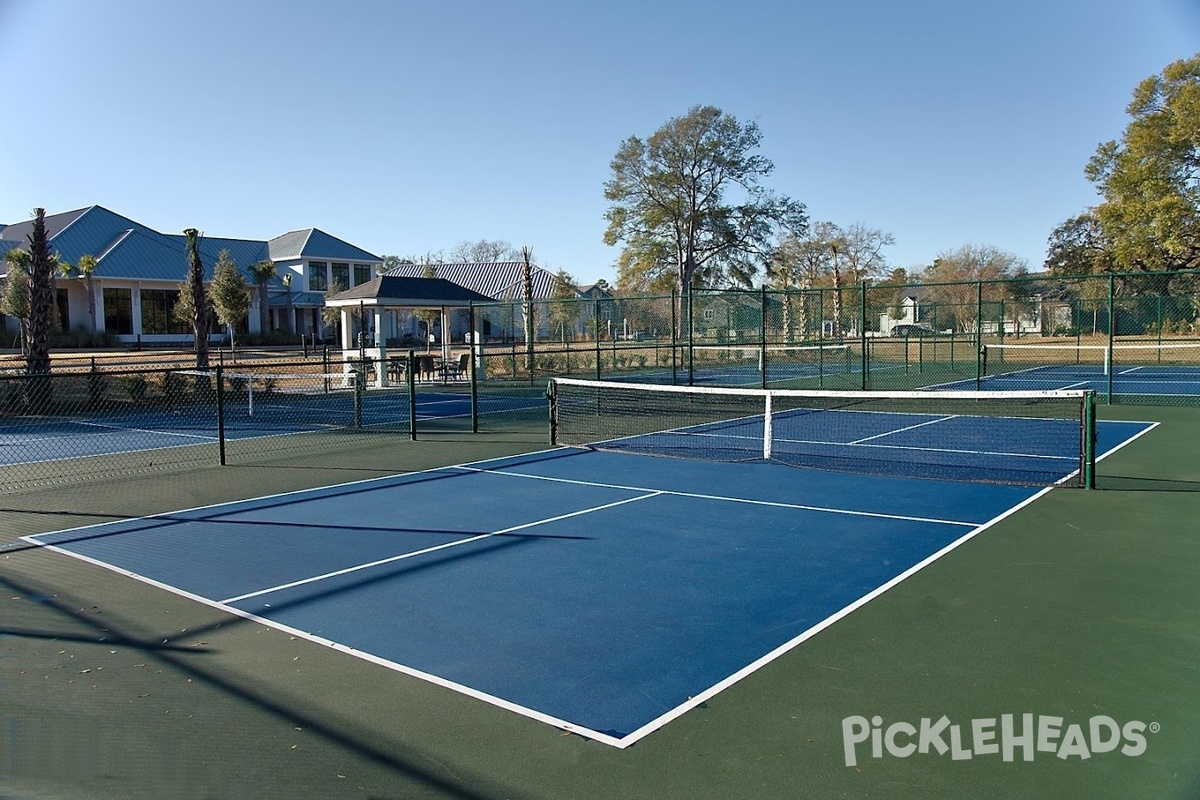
[219,491,663,604]
[451,465,982,527]
[21,424,1160,751]
[849,415,957,444]
[72,419,219,441]
[672,429,1077,462]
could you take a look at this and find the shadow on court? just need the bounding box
[0,566,526,800]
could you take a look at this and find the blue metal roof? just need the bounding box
[268,228,380,262]
[94,229,192,282]
[0,206,377,286]
[382,261,564,300]
[0,206,93,246]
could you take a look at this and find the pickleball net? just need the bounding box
[173,368,412,428]
[981,341,1200,378]
[548,377,1097,487]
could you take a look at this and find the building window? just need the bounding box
[353,263,371,285]
[331,262,349,291]
[309,261,328,292]
[103,288,133,335]
[140,289,188,334]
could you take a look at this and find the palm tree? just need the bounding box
[247,259,277,338]
[182,228,210,370]
[280,273,294,334]
[75,254,98,332]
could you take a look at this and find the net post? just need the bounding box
[215,365,226,466]
[1082,390,1096,489]
[247,374,255,418]
[763,391,772,460]
[407,349,417,440]
[547,378,558,445]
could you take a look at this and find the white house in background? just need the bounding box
[0,205,381,344]
[879,291,923,335]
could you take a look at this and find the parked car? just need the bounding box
[891,324,936,337]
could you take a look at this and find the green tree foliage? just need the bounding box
[209,249,250,347]
[604,105,808,293]
[1045,211,1117,276]
[320,276,351,341]
[1085,54,1200,273]
[547,268,580,339]
[2,248,31,354]
[25,209,54,381]
[920,245,1029,332]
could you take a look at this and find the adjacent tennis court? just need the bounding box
[0,388,539,467]
[19,388,1155,747]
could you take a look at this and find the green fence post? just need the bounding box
[1106,274,1115,404]
[469,303,478,434]
[215,364,226,466]
[671,289,678,385]
[818,290,826,387]
[760,285,768,389]
[353,363,363,428]
[687,285,695,386]
[408,350,417,440]
[1083,390,1097,489]
[593,298,602,381]
[975,280,983,390]
[859,281,868,390]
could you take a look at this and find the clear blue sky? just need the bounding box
[1,0,1197,285]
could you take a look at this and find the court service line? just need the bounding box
[677,429,1076,461]
[452,465,981,527]
[848,414,958,444]
[218,491,663,604]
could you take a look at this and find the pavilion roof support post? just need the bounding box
[373,306,387,388]
[441,306,451,368]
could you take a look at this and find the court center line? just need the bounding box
[219,491,663,604]
[848,414,958,444]
[453,465,981,527]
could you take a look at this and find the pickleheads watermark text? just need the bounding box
[841,714,1158,767]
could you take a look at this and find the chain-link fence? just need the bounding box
[3,269,1197,490]
[0,357,421,490]
[469,269,1200,404]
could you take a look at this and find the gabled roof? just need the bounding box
[325,276,494,307]
[382,261,564,300]
[0,206,93,244]
[268,228,380,262]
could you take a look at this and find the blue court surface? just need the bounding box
[0,391,541,466]
[24,414,1154,748]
